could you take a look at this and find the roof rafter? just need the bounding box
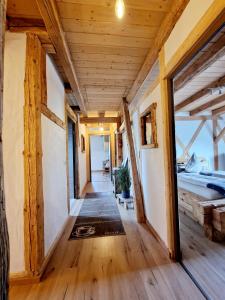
[190,93,225,115]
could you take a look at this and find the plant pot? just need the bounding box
[122,190,130,199]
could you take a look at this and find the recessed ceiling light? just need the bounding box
[115,0,125,19]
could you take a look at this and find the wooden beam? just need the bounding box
[175,75,225,111]
[116,120,123,167]
[41,104,65,129]
[24,34,45,275]
[36,0,86,111]
[190,94,225,115]
[184,120,206,156]
[74,117,80,198]
[80,117,120,124]
[127,0,190,103]
[215,126,225,144]
[66,103,77,124]
[0,0,9,297]
[7,17,47,35]
[212,104,225,116]
[213,118,219,170]
[175,115,211,121]
[174,34,225,91]
[122,98,145,223]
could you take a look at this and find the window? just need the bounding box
[140,102,158,148]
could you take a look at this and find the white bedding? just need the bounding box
[177,173,225,200]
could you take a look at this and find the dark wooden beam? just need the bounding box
[190,94,225,115]
[7,16,47,35]
[212,104,225,116]
[36,0,86,112]
[0,0,9,297]
[80,117,120,124]
[175,75,225,112]
[122,98,145,223]
[127,0,190,103]
[174,34,225,91]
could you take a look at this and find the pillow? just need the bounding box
[185,153,202,173]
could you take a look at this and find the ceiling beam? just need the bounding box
[190,93,225,115]
[175,75,225,112]
[174,34,225,91]
[126,0,190,103]
[7,16,47,35]
[80,117,120,124]
[36,0,86,112]
[212,105,225,116]
[175,115,212,121]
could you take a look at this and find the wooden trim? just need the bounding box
[65,107,70,213]
[36,0,86,111]
[24,33,45,275]
[122,98,145,223]
[0,0,10,296]
[140,102,158,148]
[9,272,40,286]
[163,3,225,78]
[66,103,77,124]
[80,117,120,124]
[41,104,65,129]
[159,49,180,260]
[127,0,190,103]
[145,219,169,257]
[74,119,80,198]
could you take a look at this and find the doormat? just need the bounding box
[69,192,126,240]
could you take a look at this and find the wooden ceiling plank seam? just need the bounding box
[36,0,86,111]
[127,0,190,103]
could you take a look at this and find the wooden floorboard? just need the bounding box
[180,211,225,300]
[9,183,203,300]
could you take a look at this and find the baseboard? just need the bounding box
[10,217,70,286]
[145,219,169,257]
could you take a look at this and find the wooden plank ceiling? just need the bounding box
[174,26,225,116]
[7,0,173,113]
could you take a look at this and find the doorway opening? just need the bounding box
[170,22,225,299]
[90,134,111,185]
[67,117,78,210]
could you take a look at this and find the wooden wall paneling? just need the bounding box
[122,98,145,223]
[213,117,219,170]
[0,0,10,297]
[24,33,45,275]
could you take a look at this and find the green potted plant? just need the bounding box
[117,165,131,198]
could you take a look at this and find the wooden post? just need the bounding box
[24,33,45,275]
[74,115,80,198]
[116,121,123,167]
[122,98,145,223]
[213,117,219,170]
[0,0,10,297]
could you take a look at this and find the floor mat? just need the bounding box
[69,192,126,240]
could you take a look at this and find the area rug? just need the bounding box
[69,192,126,240]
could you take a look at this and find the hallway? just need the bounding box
[10,181,203,300]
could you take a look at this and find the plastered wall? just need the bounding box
[42,56,68,255]
[3,32,26,273]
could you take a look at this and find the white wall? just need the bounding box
[138,84,168,245]
[3,32,26,273]
[90,135,109,171]
[42,56,68,255]
[164,0,214,64]
[79,124,87,193]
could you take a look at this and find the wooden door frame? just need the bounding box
[88,132,111,182]
[160,6,225,260]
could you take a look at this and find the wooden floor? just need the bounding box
[180,211,225,300]
[9,182,203,300]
